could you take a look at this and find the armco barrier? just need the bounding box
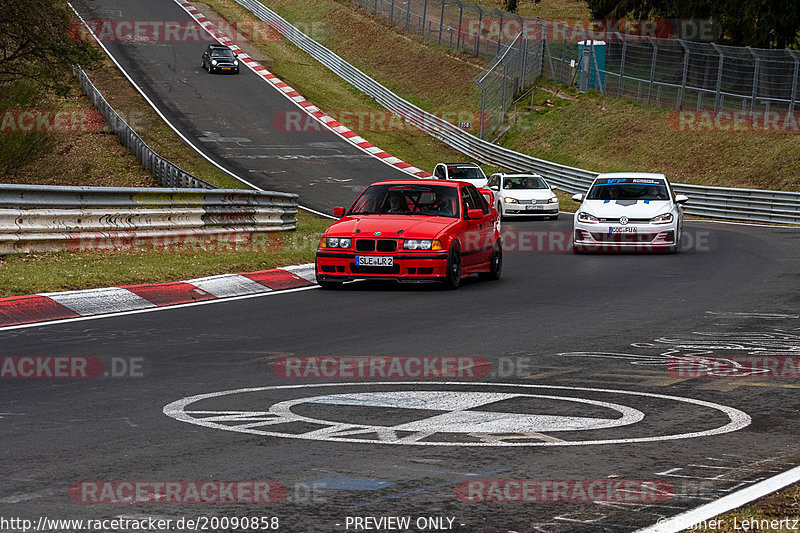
[230,0,800,225]
[74,66,215,190]
[0,185,298,254]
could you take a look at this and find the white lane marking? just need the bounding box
[635,464,800,533]
[41,287,155,315]
[706,311,799,319]
[163,382,751,447]
[183,273,270,298]
[0,282,318,332]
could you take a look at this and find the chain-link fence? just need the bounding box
[352,0,800,134]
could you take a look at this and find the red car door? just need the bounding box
[459,185,487,269]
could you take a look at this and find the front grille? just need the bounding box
[590,233,659,243]
[355,239,397,252]
[355,239,375,252]
[517,199,552,205]
[376,239,397,252]
[351,263,401,274]
[598,218,651,224]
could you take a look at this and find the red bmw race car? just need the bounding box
[315,180,502,289]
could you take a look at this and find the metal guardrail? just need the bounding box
[73,66,216,190]
[0,185,298,254]
[232,0,800,224]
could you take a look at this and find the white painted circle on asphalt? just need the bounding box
[163,382,751,447]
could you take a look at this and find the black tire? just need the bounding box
[496,203,505,221]
[443,243,462,289]
[480,240,502,281]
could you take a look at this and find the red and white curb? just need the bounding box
[173,0,432,179]
[0,264,316,328]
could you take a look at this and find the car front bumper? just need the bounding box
[315,251,450,282]
[573,221,677,251]
[502,203,559,216]
[210,64,239,73]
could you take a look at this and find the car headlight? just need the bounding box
[548,196,559,203]
[211,59,217,66]
[234,60,239,66]
[650,213,674,224]
[504,197,518,204]
[404,239,433,250]
[324,237,351,248]
[577,211,599,223]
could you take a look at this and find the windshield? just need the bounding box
[502,176,548,190]
[587,178,669,201]
[448,166,484,180]
[211,49,235,58]
[348,184,460,218]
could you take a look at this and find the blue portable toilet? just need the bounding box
[577,40,606,91]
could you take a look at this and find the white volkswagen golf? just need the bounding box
[487,173,560,219]
[572,173,688,253]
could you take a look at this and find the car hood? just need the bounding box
[501,189,555,200]
[579,200,672,218]
[452,178,488,188]
[327,215,459,239]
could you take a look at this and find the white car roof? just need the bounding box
[594,172,667,181]
[496,173,544,178]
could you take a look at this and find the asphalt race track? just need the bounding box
[69,0,411,212]
[2,1,800,532]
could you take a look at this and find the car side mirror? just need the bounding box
[489,185,499,191]
[675,194,689,204]
[466,208,483,220]
[333,206,345,217]
[572,194,584,203]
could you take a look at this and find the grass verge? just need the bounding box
[1,79,158,188]
[0,210,330,297]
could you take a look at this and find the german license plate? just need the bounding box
[356,256,393,266]
[526,204,544,210]
[610,227,637,233]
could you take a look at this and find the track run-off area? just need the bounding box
[2,0,800,531]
